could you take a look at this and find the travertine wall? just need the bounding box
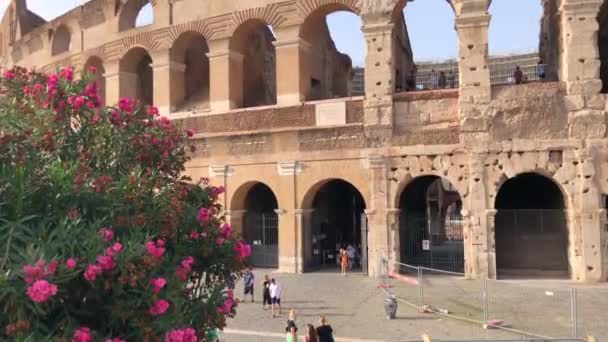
[1,0,608,282]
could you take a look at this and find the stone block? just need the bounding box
[461,117,489,133]
[569,110,607,139]
[565,95,586,112]
[586,94,607,110]
[567,80,603,96]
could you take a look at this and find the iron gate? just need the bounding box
[402,213,464,273]
[244,212,278,268]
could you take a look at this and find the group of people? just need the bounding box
[513,60,546,85]
[241,268,336,342]
[285,310,335,342]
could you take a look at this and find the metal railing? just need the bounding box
[380,259,602,341]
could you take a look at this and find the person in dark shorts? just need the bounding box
[243,266,254,302]
[285,309,298,342]
[270,278,282,318]
[262,274,271,310]
[316,316,334,342]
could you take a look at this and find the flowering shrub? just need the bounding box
[0,66,250,340]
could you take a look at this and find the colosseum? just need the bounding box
[1,0,608,283]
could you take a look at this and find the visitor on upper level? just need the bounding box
[513,66,524,85]
[537,60,546,81]
[447,70,456,89]
[438,71,447,89]
[430,69,439,89]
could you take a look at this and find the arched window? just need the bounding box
[489,1,546,85]
[119,0,154,32]
[598,1,608,92]
[395,0,458,92]
[230,20,277,108]
[51,25,71,56]
[300,6,365,101]
[170,32,210,111]
[119,47,153,105]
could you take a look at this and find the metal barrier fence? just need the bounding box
[380,259,604,340]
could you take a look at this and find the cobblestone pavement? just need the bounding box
[220,269,520,341]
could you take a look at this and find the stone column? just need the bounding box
[207,38,243,112]
[295,209,314,273]
[386,208,401,273]
[275,209,300,273]
[274,26,310,106]
[103,60,121,106]
[151,50,186,115]
[226,209,246,239]
[456,13,491,103]
[361,22,395,137]
[366,155,390,278]
[485,209,497,279]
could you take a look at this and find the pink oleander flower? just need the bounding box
[105,339,126,342]
[91,113,101,125]
[96,255,115,271]
[217,289,235,314]
[118,98,134,113]
[23,260,57,284]
[88,66,97,74]
[72,327,92,342]
[105,242,123,257]
[216,237,225,246]
[185,129,195,137]
[60,67,73,81]
[146,239,166,259]
[176,256,194,281]
[220,223,232,239]
[164,327,198,342]
[189,231,200,240]
[26,280,58,303]
[197,208,210,223]
[85,82,98,98]
[146,105,159,117]
[66,258,77,270]
[151,277,167,294]
[84,264,103,282]
[98,227,114,242]
[3,70,16,79]
[150,299,170,316]
[212,186,225,197]
[233,241,252,262]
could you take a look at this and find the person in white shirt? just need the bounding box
[269,278,282,318]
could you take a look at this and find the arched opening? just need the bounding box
[300,6,364,100]
[598,1,608,92]
[170,32,210,111]
[399,176,464,273]
[305,179,367,272]
[119,0,154,32]
[83,56,106,108]
[230,20,277,108]
[119,47,153,106]
[232,183,279,268]
[51,25,71,56]
[394,0,458,92]
[489,1,547,85]
[495,173,569,279]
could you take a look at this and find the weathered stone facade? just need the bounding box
[2,0,608,283]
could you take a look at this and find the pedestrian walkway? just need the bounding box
[224,270,517,341]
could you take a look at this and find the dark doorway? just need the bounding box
[599,1,608,93]
[399,176,464,273]
[307,180,366,272]
[495,173,569,278]
[136,54,153,106]
[243,183,279,268]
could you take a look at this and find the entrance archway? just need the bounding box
[233,182,279,268]
[495,173,569,278]
[305,179,366,272]
[399,176,464,273]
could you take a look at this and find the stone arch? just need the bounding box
[300,178,367,271]
[51,25,71,56]
[230,181,280,268]
[119,46,154,105]
[83,56,106,108]
[296,0,360,20]
[301,177,369,210]
[492,168,571,210]
[118,0,155,32]
[230,19,277,108]
[170,31,210,111]
[393,171,468,210]
[298,3,363,100]
[397,175,465,272]
[494,172,570,278]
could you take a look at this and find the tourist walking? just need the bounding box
[339,246,348,276]
[514,66,523,84]
[305,324,318,342]
[537,60,546,80]
[270,278,282,318]
[243,266,254,302]
[285,309,298,342]
[316,316,334,342]
[346,244,356,270]
[262,274,272,310]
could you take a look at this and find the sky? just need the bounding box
[0,0,542,66]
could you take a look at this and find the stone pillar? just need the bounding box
[103,60,121,106]
[456,13,491,103]
[295,209,314,273]
[276,209,301,273]
[560,0,603,94]
[226,209,246,239]
[361,22,395,137]
[207,39,243,112]
[151,50,186,115]
[464,152,490,280]
[485,209,497,279]
[274,26,309,105]
[367,155,390,277]
[386,208,401,273]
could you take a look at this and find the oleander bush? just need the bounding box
[0,66,250,341]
